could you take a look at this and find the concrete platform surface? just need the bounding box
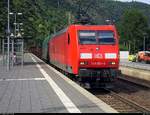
[120,59,150,71]
[0,53,118,113]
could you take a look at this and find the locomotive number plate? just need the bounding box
[105,53,116,59]
[80,53,92,59]
[94,53,103,58]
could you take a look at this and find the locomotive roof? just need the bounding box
[50,24,115,39]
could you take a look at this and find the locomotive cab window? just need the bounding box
[68,34,70,44]
[97,31,115,44]
[78,30,115,45]
[79,30,96,44]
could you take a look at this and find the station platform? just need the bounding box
[0,53,118,113]
[119,59,150,88]
[120,59,150,71]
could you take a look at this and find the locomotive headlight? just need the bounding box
[112,62,116,65]
[80,62,85,65]
[80,61,88,65]
[109,62,116,65]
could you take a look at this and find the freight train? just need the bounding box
[42,24,120,87]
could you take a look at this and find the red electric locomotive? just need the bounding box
[48,24,120,87]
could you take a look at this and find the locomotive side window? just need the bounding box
[78,30,115,45]
[97,31,115,44]
[79,30,96,44]
[68,34,70,44]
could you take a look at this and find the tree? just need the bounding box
[11,0,68,47]
[119,8,148,53]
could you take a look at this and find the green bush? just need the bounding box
[119,44,128,51]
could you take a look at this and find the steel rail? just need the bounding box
[103,88,150,113]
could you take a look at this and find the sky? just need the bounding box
[116,0,150,5]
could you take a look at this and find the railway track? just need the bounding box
[91,88,149,113]
[89,78,150,113]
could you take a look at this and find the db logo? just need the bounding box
[94,53,103,58]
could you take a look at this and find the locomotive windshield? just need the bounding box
[79,30,115,45]
[79,30,96,44]
[97,31,115,44]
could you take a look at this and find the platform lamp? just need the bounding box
[10,12,22,38]
[10,33,14,38]
[7,0,10,71]
[15,23,23,38]
[17,32,22,38]
[20,29,24,32]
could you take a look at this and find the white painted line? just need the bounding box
[31,55,81,113]
[31,53,118,113]
[0,78,46,82]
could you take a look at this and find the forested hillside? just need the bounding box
[0,0,150,52]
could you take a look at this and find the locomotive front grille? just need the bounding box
[79,68,117,78]
[79,69,99,77]
[78,68,118,82]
